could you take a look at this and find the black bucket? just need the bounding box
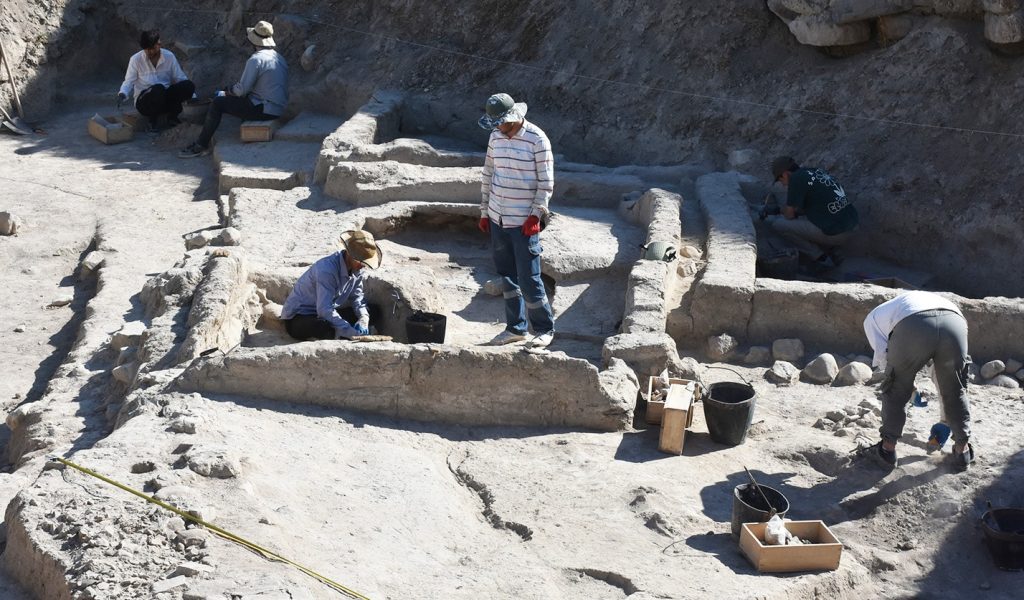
[982,507,1024,571]
[703,382,756,445]
[731,483,790,539]
[405,311,446,344]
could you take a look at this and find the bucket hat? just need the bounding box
[246,21,276,48]
[478,93,528,130]
[340,230,382,269]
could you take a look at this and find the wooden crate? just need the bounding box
[657,383,696,455]
[739,520,842,573]
[240,119,281,142]
[87,114,134,144]
[646,377,700,425]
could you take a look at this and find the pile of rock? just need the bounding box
[813,398,882,438]
[709,333,1022,390]
[977,358,1024,388]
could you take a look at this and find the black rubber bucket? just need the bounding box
[703,382,756,445]
[982,507,1024,571]
[406,312,446,344]
[731,483,790,539]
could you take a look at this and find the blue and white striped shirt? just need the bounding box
[480,121,554,227]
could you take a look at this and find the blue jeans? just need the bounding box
[490,221,554,336]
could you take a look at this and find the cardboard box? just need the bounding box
[739,520,842,573]
[646,377,700,425]
[88,114,134,145]
[240,119,281,142]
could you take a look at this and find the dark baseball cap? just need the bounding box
[771,156,797,181]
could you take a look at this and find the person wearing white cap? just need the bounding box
[280,230,383,340]
[180,20,289,158]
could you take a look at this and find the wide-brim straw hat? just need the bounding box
[246,21,276,48]
[340,230,382,269]
[478,93,528,130]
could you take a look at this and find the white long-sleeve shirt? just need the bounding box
[118,49,189,100]
[863,291,964,371]
[480,121,554,227]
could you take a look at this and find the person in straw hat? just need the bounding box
[477,92,556,349]
[280,230,382,340]
[180,20,289,158]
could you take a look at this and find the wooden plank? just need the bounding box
[657,383,694,455]
[240,119,281,142]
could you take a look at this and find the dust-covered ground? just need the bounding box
[1,1,1024,599]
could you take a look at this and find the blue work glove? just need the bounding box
[353,323,370,336]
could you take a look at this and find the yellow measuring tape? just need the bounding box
[50,456,371,600]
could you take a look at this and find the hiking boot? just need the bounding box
[483,330,526,346]
[527,331,554,349]
[178,142,210,159]
[950,443,974,472]
[858,441,897,470]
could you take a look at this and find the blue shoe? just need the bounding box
[927,423,951,453]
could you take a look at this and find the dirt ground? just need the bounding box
[2,2,1024,599]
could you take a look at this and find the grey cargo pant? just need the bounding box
[879,309,971,445]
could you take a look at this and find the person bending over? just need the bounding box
[280,230,382,341]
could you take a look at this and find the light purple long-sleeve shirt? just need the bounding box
[280,251,367,339]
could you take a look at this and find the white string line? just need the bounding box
[119,4,1024,139]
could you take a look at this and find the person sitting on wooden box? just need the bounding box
[279,230,382,341]
[117,30,195,130]
[179,21,288,158]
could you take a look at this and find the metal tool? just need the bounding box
[744,466,777,519]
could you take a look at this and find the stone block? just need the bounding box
[177,343,636,431]
[984,0,1021,15]
[835,361,873,386]
[1,211,22,235]
[111,321,148,351]
[802,353,839,384]
[743,346,773,366]
[981,360,1005,379]
[765,361,799,385]
[985,10,1024,44]
[772,338,805,363]
[788,14,872,46]
[707,333,738,361]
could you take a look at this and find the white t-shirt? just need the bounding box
[863,291,963,371]
[118,48,189,100]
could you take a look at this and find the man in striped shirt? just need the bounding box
[478,93,555,348]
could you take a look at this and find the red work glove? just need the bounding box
[478,217,490,233]
[521,215,541,236]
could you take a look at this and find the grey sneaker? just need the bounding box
[484,330,526,346]
[178,142,210,158]
[527,331,554,349]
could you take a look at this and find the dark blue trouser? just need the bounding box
[197,94,276,148]
[489,221,554,336]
